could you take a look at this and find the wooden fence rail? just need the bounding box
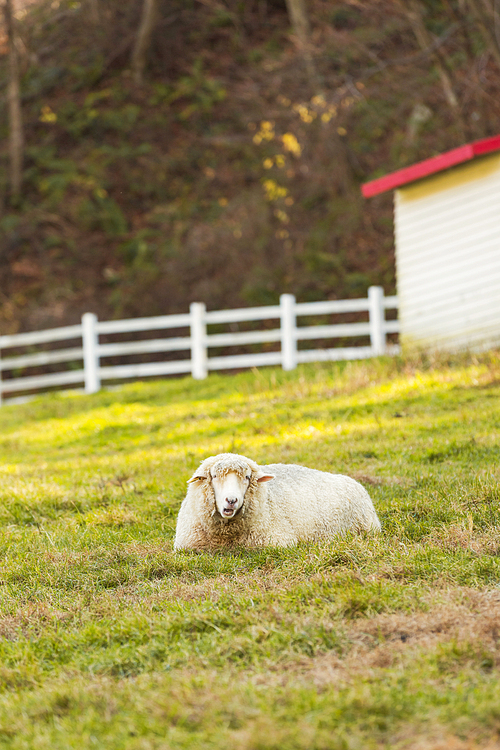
[0,287,399,404]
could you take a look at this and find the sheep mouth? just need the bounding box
[220,505,242,519]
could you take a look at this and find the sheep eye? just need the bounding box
[245,475,251,481]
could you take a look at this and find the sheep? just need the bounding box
[174,452,381,550]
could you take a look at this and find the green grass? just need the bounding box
[1,354,500,748]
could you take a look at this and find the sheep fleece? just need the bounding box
[174,453,381,550]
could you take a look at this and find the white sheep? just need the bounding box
[174,452,381,550]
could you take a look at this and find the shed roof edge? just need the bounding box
[361,134,500,198]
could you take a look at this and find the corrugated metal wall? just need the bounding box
[394,152,500,351]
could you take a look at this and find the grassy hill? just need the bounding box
[1,355,500,748]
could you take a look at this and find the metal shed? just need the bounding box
[362,134,500,352]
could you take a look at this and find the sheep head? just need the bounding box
[187,453,274,520]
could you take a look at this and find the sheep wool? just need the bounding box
[174,452,381,550]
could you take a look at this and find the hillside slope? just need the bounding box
[1,0,499,333]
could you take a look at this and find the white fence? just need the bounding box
[0,287,399,404]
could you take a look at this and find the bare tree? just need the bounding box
[284,0,318,86]
[467,0,500,69]
[88,0,100,25]
[400,0,465,136]
[3,0,24,202]
[131,0,158,85]
[496,0,500,52]
[405,0,460,108]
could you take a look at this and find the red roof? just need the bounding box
[362,134,500,198]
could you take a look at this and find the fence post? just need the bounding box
[368,286,386,356]
[190,302,207,379]
[280,293,297,371]
[82,312,100,393]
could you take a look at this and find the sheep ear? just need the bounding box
[257,474,274,483]
[187,474,207,484]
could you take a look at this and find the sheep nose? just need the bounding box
[225,497,238,506]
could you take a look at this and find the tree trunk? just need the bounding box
[467,0,500,69]
[88,0,99,24]
[130,0,158,85]
[403,0,465,136]
[496,0,500,55]
[284,0,318,86]
[406,0,459,107]
[3,0,24,203]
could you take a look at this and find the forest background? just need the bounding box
[1,0,500,335]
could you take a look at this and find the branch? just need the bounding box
[359,22,461,82]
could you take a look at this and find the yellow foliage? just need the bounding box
[281,133,301,157]
[311,94,326,107]
[263,155,286,169]
[277,95,291,106]
[293,103,313,123]
[274,209,289,224]
[39,106,57,123]
[253,120,275,145]
[262,179,288,201]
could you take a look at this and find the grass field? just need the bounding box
[1,354,500,749]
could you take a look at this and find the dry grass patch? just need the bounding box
[297,588,500,688]
[425,524,500,555]
[410,738,500,750]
